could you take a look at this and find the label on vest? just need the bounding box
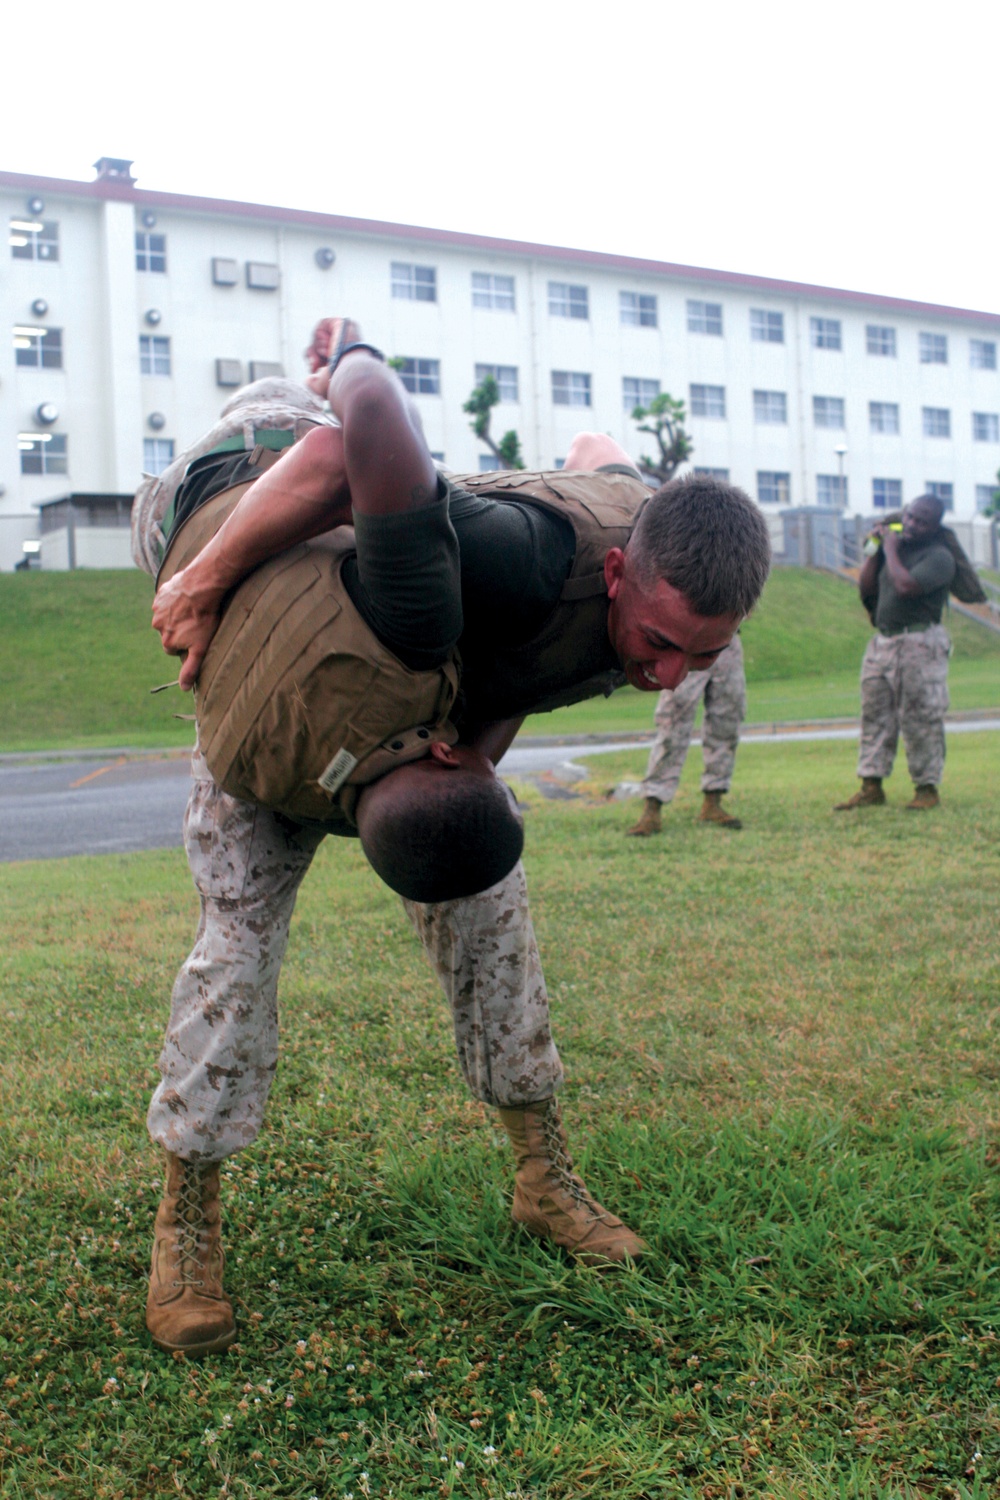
[318,748,359,796]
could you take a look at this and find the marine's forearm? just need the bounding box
[190,425,352,598]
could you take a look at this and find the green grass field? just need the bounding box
[1,567,998,752]
[2,734,998,1498]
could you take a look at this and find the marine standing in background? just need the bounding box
[626,635,747,835]
[835,495,957,812]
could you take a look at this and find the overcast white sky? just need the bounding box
[7,0,998,313]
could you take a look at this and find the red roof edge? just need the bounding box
[2,166,999,328]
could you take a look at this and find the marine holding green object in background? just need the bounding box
[834,494,985,813]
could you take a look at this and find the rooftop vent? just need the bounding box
[93,157,135,183]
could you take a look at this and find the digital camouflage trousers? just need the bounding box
[641,635,746,804]
[856,625,950,786]
[146,751,564,1161]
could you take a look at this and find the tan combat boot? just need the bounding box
[906,784,940,810]
[833,777,886,811]
[146,1152,236,1355]
[626,797,662,837]
[698,790,742,829]
[497,1098,646,1266]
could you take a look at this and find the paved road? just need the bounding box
[2,720,998,863]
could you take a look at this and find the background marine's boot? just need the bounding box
[906,784,940,810]
[146,1152,236,1355]
[626,797,662,837]
[698,790,742,828]
[497,1099,646,1266]
[833,777,886,811]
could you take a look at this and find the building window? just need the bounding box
[972,412,999,442]
[135,231,167,273]
[620,291,657,327]
[249,360,284,381]
[553,458,566,469]
[689,383,726,419]
[919,332,948,364]
[13,325,63,369]
[750,308,784,343]
[925,481,954,510]
[976,484,998,512]
[869,401,900,434]
[19,432,67,475]
[397,358,440,394]
[10,218,59,262]
[816,474,848,508]
[548,282,588,319]
[872,478,902,510]
[475,363,519,402]
[922,406,951,438]
[392,262,436,302]
[757,471,790,505]
[471,272,515,311]
[551,370,591,406]
[813,396,845,429]
[139,335,171,376]
[866,324,896,357]
[694,466,730,480]
[687,300,723,336]
[478,454,502,472]
[623,377,660,411]
[810,317,842,350]
[212,258,239,287]
[215,358,243,387]
[970,338,997,370]
[246,262,279,291]
[753,389,787,423]
[143,438,174,475]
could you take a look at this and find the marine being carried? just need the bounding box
[136,316,772,1355]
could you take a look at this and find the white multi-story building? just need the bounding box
[2,156,998,570]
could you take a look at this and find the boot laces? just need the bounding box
[540,1107,613,1225]
[172,1162,209,1289]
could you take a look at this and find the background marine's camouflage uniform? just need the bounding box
[146,749,564,1162]
[639,636,746,805]
[856,624,951,786]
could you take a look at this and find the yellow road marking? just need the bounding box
[69,756,128,788]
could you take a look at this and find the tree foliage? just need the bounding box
[463,375,525,471]
[982,466,1000,518]
[631,392,692,484]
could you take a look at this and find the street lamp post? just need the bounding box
[834,444,848,509]
[833,444,849,569]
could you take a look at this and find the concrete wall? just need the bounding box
[0,513,38,571]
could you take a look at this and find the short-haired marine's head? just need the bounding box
[355,744,524,903]
[628,474,772,619]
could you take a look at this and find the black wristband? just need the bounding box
[328,340,386,376]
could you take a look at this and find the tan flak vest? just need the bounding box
[157,463,647,826]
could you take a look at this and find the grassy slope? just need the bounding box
[1,733,997,1497]
[0,567,998,752]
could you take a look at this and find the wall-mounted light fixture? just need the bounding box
[147,411,166,431]
[35,402,59,426]
[315,247,336,269]
[144,308,162,326]
[31,298,48,317]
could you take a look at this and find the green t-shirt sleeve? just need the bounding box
[907,545,956,595]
